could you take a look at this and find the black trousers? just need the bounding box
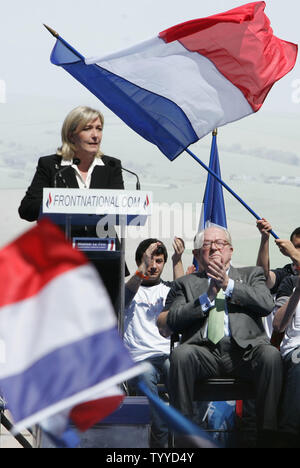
[169,337,283,432]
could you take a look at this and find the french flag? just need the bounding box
[199,131,227,231]
[50,2,297,161]
[0,219,144,438]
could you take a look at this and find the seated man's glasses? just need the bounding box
[201,239,230,250]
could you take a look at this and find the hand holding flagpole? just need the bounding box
[185,142,279,239]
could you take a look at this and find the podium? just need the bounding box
[41,188,152,335]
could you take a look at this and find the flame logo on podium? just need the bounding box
[144,194,150,210]
[46,192,53,209]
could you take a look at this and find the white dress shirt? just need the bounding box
[60,157,105,189]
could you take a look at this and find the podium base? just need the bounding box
[38,397,151,448]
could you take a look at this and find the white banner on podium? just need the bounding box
[42,188,152,216]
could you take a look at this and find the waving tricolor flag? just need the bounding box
[50,1,297,161]
[193,130,227,271]
[199,131,227,231]
[0,219,144,441]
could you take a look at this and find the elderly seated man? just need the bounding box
[157,225,283,448]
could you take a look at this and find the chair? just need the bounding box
[171,333,255,402]
[169,334,256,447]
[194,377,254,402]
[0,397,33,448]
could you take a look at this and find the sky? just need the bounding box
[0,0,299,273]
[0,0,298,103]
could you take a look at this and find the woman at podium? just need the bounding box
[18,105,126,313]
[18,105,124,221]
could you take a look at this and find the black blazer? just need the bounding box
[18,154,124,222]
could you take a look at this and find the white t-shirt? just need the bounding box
[280,300,300,357]
[124,281,171,362]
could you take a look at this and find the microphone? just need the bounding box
[107,160,141,190]
[54,158,81,187]
[121,166,141,190]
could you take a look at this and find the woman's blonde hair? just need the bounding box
[57,106,104,160]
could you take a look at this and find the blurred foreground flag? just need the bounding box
[138,381,219,448]
[0,219,144,438]
[50,1,297,160]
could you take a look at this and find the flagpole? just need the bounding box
[185,142,279,239]
[43,24,85,61]
[45,27,278,239]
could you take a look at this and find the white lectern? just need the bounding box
[41,188,152,336]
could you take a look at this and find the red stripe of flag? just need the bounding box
[70,394,124,431]
[0,219,88,307]
[159,2,298,112]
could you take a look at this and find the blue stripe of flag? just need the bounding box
[51,40,198,161]
[0,327,134,423]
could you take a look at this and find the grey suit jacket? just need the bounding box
[166,266,274,350]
